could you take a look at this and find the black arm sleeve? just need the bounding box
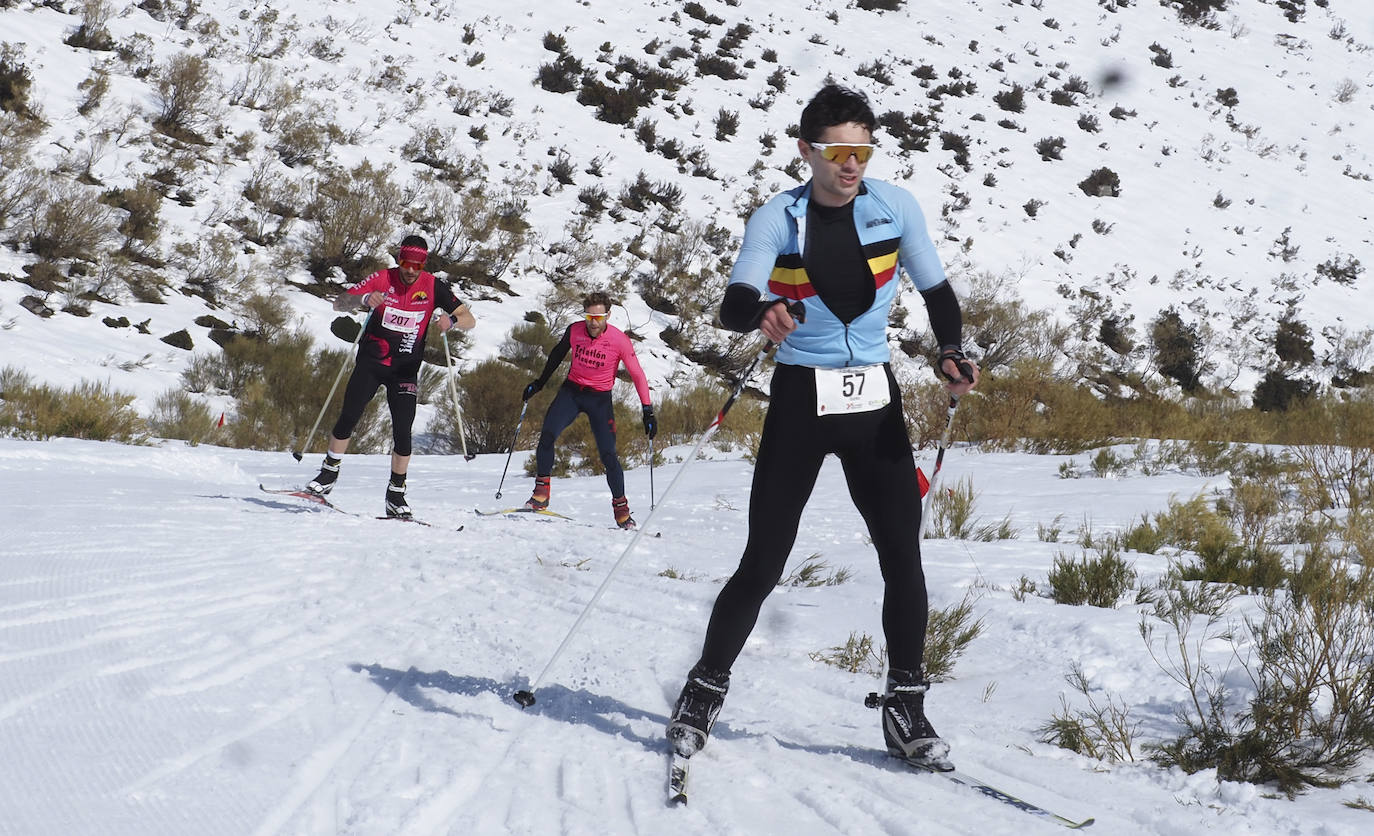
[719,284,783,333]
[918,281,963,349]
[435,279,462,314]
[535,328,573,385]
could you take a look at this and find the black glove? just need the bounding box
[522,381,543,401]
[936,345,975,384]
[642,405,657,439]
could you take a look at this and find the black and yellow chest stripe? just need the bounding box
[767,238,901,300]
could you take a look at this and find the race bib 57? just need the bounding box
[815,365,890,416]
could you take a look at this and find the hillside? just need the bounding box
[1,0,1371,413]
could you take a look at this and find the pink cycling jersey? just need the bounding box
[565,322,651,405]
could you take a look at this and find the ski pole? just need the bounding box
[917,393,961,540]
[494,400,529,500]
[648,437,656,510]
[514,339,775,708]
[293,312,368,461]
[441,328,477,461]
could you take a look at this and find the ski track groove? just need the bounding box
[251,658,425,836]
[119,695,311,794]
[152,586,451,697]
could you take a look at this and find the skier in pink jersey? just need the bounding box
[520,291,656,529]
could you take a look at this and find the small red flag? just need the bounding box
[916,467,929,498]
[217,412,225,428]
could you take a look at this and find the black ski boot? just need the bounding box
[667,664,729,757]
[307,454,341,496]
[879,668,952,770]
[384,473,411,518]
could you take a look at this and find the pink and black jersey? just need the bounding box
[536,322,651,405]
[345,268,462,369]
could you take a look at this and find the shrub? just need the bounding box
[0,163,42,233]
[170,230,243,304]
[653,375,766,450]
[1039,661,1139,762]
[1315,254,1363,286]
[876,109,936,153]
[1146,549,1374,794]
[939,131,971,170]
[161,329,193,350]
[272,109,335,167]
[0,367,147,442]
[536,54,583,94]
[578,78,650,125]
[1273,317,1314,365]
[193,331,387,452]
[1120,515,1165,554]
[810,631,885,675]
[1035,136,1066,161]
[856,60,893,86]
[100,180,163,254]
[923,476,1017,540]
[780,554,853,587]
[1077,167,1121,197]
[1253,369,1316,413]
[0,44,36,119]
[548,150,575,186]
[1047,547,1136,607]
[713,108,739,140]
[26,178,116,262]
[65,0,117,52]
[695,54,744,80]
[147,388,223,445]
[683,2,725,24]
[1049,88,1077,107]
[303,160,399,279]
[1168,0,1227,25]
[449,357,532,453]
[924,592,984,681]
[1150,494,1234,556]
[1150,309,1202,391]
[152,52,218,139]
[993,83,1026,113]
[577,185,608,216]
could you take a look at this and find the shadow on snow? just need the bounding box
[350,662,894,767]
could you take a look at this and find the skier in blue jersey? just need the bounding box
[667,84,980,770]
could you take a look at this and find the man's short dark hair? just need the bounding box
[400,234,428,250]
[799,84,877,143]
[583,291,613,311]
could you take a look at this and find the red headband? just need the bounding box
[398,245,428,265]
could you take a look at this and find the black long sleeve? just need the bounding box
[535,328,572,385]
[919,281,963,349]
[719,284,780,332]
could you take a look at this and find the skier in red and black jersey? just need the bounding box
[306,235,476,517]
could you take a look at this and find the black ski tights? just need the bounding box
[696,363,929,674]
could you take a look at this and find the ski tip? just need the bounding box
[1069,818,1096,830]
[512,690,536,708]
